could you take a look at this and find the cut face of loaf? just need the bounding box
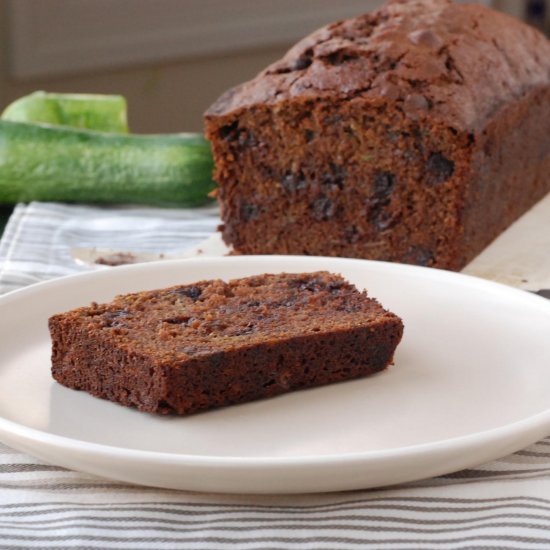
[49,272,404,415]
[204,0,550,271]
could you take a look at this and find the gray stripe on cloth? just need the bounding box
[7,517,550,530]
[5,497,550,517]
[4,533,550,546]
[0,464,68,474]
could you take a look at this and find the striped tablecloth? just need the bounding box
[2,202,550,550]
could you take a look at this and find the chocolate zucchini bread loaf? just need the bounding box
[49,272,403,415]
[204,0,550,270]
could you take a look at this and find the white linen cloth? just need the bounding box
[1,202,550,549]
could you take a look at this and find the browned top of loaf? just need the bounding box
[53,272,401,364]
[206,0,550,132]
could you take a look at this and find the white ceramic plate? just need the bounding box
[1,256,550,494]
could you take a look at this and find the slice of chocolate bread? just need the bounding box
[49,272,404,415]
[204,0,550,270]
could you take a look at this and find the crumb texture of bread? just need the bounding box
[49,272,404,415]
[204,0,550,270]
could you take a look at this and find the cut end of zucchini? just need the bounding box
[1,91,129,134]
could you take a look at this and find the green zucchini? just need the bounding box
[0,120,215,206]
[2,91,128,133]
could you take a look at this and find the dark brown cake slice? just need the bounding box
[204,0,550,270]
[49,271,404,415]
